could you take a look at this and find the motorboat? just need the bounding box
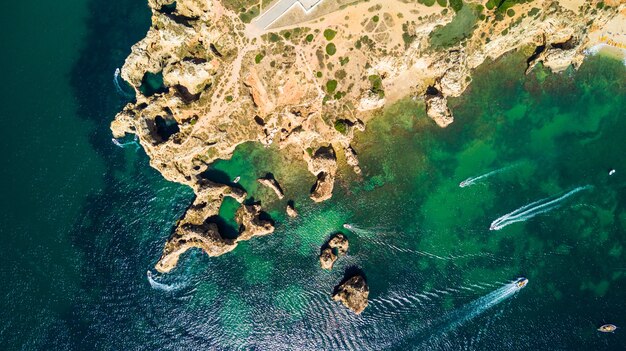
[459,179,472,187]
[342,223,353,229]
[598,324,617,333]
[515,277,528,289]
[233,176,241,183]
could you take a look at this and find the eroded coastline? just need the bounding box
[110,0,625,274]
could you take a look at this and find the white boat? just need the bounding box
[233,176,241,183]
[515,277,528,289]
[609,169,616,176]
[598,324,617,333]
[342,223,353,229]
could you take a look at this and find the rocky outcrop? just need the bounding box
[308,146,338,202]
[332,274,369,314]
[328,233,349,256]
[113,0,624,272]
[257,175,284,199]
[156,222,236,273]
[319,233,349,270]
[234,203,274,242]
[286,201,298,218]
[319,248,337,270]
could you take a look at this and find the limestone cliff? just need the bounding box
[111,0,624,272]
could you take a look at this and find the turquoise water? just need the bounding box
[1,0,626,350]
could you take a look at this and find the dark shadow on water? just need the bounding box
[198,168,246,192]
[206,215,239,240]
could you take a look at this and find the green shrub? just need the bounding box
[326,79,338,93]
[326,43,337,55]
[306,34,314,42]
[323,29,337,41]
[334,120,347,134]
[255,53,264,64]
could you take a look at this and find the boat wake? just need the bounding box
[459,163,519,188]
[147,270,184,292]
[344,223,496,261]
[401,279,527,348]
[111,134,140,150]
[113,67,134,98]
[490,185,591,231]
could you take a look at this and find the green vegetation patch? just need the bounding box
[334,120,348,134]
[323,28,337,41]
[255,53,264,64]
[418,0,437,6]
[305,34,314,42]
[326,79,338,93]
[449,0,463,12]
[429,3,479,49]
[326,43,337,55]
[238,3,260,23]
[368,74,384,98]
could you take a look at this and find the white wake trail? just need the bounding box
[113,67,134,98]
[147,270,183,292]
[397,279,526,349]
[490,186,591,231]
[459,163,519,188]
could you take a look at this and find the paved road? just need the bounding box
[253,0,322,30]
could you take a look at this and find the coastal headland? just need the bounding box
[111,0,626,273]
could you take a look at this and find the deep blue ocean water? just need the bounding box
[1,1,626,350]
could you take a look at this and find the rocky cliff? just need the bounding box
[112,0,624,272]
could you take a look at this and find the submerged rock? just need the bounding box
[332,274,369,314]
[319,248,337,270]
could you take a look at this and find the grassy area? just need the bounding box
[429,3,479,49]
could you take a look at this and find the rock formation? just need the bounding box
[257,176,284,199]
[286,202,298,218]
[111,0,624,271]
[328,233,349,256]
[319,248,337,270]
[332,274,369,314]
[234,203,274,242]
[319,233,349,270]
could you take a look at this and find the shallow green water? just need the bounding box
[1,0,626,349]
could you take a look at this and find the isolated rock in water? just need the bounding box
[319,247,337,270]
[328,233,349,256]
[235,203,274,242]
[332,275,369,314]
[257,176,284,199]
[155,222,236,273]
[286,202,298,218]
[425,95,453,128]
[308,145,338,202]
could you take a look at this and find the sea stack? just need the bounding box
[332,274,369,314]
[319,233,349,270]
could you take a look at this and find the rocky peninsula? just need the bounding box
[111,0,625,272]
